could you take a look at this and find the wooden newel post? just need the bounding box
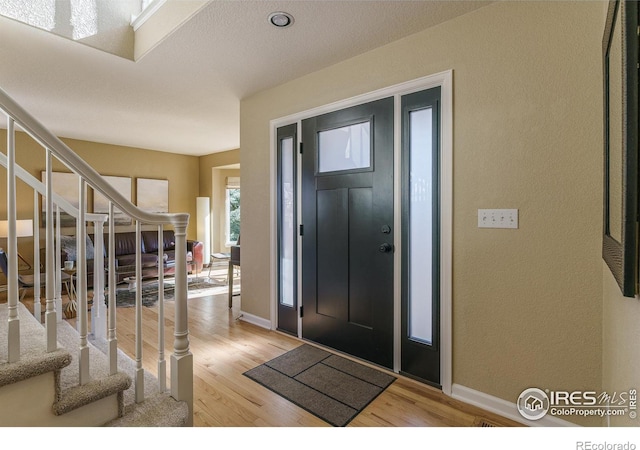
[170,222,193,426]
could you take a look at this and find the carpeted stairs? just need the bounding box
[0,301,189,426]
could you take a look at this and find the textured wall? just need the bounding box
[240,1,605,425]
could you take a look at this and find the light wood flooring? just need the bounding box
[5,268,523,428]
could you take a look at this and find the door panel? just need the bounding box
[348,187,374,329]
[302,97,394,369]
[316,188,349,320]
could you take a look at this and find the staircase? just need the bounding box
[0,85,194,426]
[0,302,189,426]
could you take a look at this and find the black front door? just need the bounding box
[301,97,394,369]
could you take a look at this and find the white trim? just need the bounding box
[269,125,278,330]
[269,70,453,392]
[451,384,579,427]
[273,70,454,126]
[439,71,453,396]
[239,310,272,330]
[131,0,167,31]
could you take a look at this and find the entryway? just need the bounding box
[272,72,452,390]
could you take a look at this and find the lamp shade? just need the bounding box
[0,219,33,238]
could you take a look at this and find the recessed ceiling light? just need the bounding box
[268,11,294,28]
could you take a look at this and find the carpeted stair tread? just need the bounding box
[0,303,72,388]
[0,348,71,388]
[53,372,131,415]
[53,318,133,416]
[89,336,191,427]
[104,391,189,427]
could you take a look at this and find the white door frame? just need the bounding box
[269,70,453,395]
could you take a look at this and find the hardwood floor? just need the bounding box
[7,271,522,428]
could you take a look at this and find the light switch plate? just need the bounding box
[478,209,518,229]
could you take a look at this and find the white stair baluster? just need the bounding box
[135,220,145,403]
[158,225,166,392]
[77,178,90,385]
[55,205,63,321]
[107,202,118,375]
[6,117,20,363]
[44,150,57,352]
[33,190,41,323]
[91,220,106,340]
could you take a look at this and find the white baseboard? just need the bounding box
[238,310,271,329]
[451,384,579,427]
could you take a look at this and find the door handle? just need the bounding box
[378,243,393,253]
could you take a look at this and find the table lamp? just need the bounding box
[0,219,34,270]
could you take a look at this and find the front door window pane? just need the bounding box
[318,122,371,173]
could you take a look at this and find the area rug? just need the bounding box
[106,277,227,308]
[243,344,396,427]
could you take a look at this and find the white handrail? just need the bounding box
[0,152,108,223]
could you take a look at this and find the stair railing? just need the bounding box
[0,86,193,425]
[0,151,108,322]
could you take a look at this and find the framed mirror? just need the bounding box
[602,0,639,297]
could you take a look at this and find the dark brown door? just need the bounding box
[301,97,394,369]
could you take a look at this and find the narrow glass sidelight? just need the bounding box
[401,86,440,386]
[408,108,433,345]
[279,137,295,307]
[276,123,298,336]
[317,121,371,173]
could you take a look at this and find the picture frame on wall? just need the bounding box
[93,175,132,225]
[40,171,79,227]
[136,178,169,213]
[601,0,639,297]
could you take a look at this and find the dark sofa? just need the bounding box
[44,230,203,287]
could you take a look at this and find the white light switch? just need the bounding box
[478,209,518,229]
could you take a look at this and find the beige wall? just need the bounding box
[198,149,240,254]
[0,131,200,266]
[198,149,240,197]
[240,1,606,425]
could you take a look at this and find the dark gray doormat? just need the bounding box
[243,343,396,427]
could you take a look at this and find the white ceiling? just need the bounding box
[0,1,490,156]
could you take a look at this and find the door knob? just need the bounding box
[378,243,393,253]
